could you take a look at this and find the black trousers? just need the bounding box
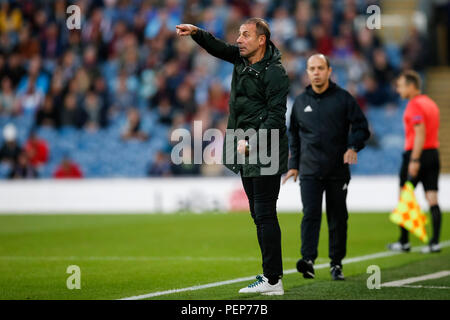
[241,174,283,278]
[300,178,349,267]
[398,149,441,244]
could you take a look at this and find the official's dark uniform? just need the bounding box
[191,29,289,280]
[288,81,370,267]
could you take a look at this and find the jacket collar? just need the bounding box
[305,80,337,97]
[242,40,281,73]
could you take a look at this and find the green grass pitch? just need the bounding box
[0,212,448,300]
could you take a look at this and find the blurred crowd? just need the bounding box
[0,0,430,179]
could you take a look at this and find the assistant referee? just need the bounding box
[283,54,370,280]
[388,70,442,253]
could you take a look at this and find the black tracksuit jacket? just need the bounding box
[288,81,370,180]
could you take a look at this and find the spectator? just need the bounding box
[82,90,102,131]
[0,124,21,165]
[8,151,38,179]
[110,69,137,114]
[356,27,381,62]
[51,0,70,38]
[346,81,367,111]
[362,73,394,107]
[0,29,14,55]
[148,151,172,177]
[5,53,26,88]
[74,68,91,96]
[81,7,110,49]
[41,22,62,62]
[200,116,227,177]
[311,23,333,56]
[59,93,87,129]
[286,22,312,56]
[199,7,225,39]
[82,45,101,79]
[269,6,296,43]
[0,54,6,81]
[0,1,22,34]
[60,50,79,85]
[170,145,200,176]
[16,76,44,112]
[121,108,148,141]
[32,8,48,42]
[332,35,353,60]
[16,25,40,59]
[372,48,396,86]
[16,55,49,95]
[156,95,174,126]
[35,94,59,128]
[294,0,313,26]
[206,81,228,114]
[66,29,83,57]
[144,1,182,40]
[92,76,110,128]
[0,77,17,115]
[174,81,197,118]
[401,27,429,71]
[108,20,128,58]
[53,155,83,179]
[23,131,49,168]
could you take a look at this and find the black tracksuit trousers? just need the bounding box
[300,178,349,267]
[241,174,283,279]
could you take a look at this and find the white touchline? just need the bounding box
[0,255,309,262]
[396,285,450,290]
[381,270,450,288]
[118,240,450,300]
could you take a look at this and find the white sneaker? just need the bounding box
[387,242,411,252]
[421,243,441,253]
[238,275,284,295]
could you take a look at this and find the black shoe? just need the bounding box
[296,259,315,279]
[330,265,345,281]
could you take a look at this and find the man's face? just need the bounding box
[396,76,411,99]
[236,24,264,58]
[306,56,331,87]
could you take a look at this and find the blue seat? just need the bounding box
[0,162,11,178]
[385,43,402,70]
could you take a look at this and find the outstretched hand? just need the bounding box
[175,24,198,36]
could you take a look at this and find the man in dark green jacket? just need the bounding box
[176,18,288,295]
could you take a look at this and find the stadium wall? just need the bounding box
[1,175,449,214]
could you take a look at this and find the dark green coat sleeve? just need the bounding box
[288,103,300,170]
[191,29,240,64]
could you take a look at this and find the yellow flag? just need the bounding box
[390,181,428,243]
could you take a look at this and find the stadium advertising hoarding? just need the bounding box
[0,175,449,214]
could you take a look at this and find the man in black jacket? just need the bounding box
[283,54,370,280]
[176,18,288,295]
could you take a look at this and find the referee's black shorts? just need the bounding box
[399,148,440,191]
